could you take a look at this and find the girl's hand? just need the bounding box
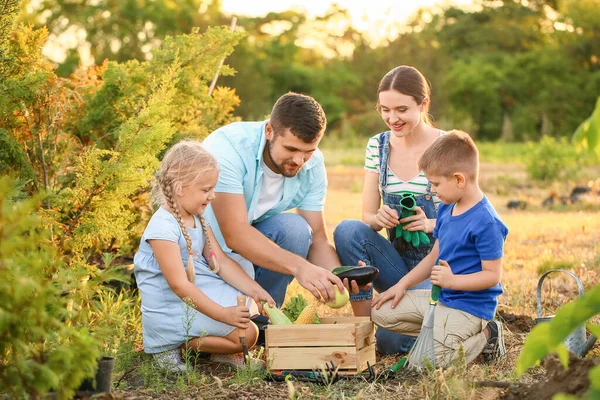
[250,289,275,316]
[430,260,454,288]
[371,281,407,310]
[222,304,251,329]
[399,206,435,233]
[375,205,400,229]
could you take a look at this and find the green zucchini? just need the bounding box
[332,265,379,286]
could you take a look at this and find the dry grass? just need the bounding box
[274,163,600,399]
[118,163,599,399]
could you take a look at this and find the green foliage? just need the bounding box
[0,0,20,65]
[536,259,575,276]
[517,282,600,399]
[77,26,243,146]
[0,176,100,399]
[517,284,600,374]
[1,19,242,397]
[0,128,36,188]
[524,136,581,181]
[282,294,320,324]
[42,66,179,258]
[573,97,600,157]
[34,0,225,68]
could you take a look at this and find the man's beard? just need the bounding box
[266,140,301,178]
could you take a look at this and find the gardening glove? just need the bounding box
[395,194,431,248]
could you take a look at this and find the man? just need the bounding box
[203,93,362,317]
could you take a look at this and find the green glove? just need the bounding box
[394,193,431,248]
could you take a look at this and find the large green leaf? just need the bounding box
[573,96,600,156]
[517,284,600,375]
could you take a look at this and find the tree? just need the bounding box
[29,0,226,73]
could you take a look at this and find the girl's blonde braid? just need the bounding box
[161,178,196,284]
[199,216,220,274]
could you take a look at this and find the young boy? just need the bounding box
[371,130,508,366]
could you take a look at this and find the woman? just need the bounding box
[334,65,443,354]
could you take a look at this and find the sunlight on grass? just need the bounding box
[288,165,600,322]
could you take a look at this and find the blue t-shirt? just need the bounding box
[202,121,328,251]
[433,196,508,321]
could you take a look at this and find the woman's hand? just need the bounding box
[374,205,400,229]
[371,281,407,310]
[343,260,373,294]
[430,260,455,288]
[399,206,435,233]
[222,304,251,329]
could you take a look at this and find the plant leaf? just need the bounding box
[517,284,600,376]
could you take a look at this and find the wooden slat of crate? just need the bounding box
[319,317,371,324]
[356,343,376,372]
[266,324,357,347]
[268,346,355,370]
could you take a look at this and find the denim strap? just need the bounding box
[378,131,391,188]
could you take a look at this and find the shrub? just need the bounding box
[0,176,99,399]
[525,136,581,181]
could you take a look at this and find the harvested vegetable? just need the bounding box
[282,294,320,324]
[326,286,349,309]
[293,304,318,325]
[332,265,379,287]
[263,303,293,325]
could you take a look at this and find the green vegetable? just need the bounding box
[332,266,380,287]
[282,294,320,324]
[263,303,293,325]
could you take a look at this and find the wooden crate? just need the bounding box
[265,316,375,373]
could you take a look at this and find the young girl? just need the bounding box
[134,140,275,371]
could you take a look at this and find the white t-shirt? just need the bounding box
[364,132,443,206]
[253,160,285,221]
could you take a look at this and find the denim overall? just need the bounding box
[378,131,436,269]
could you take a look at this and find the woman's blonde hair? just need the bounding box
[151,140,221,283]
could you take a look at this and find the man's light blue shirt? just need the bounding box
[202,121,328,252]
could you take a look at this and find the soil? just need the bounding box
[497,310,535,334]
[500,353,599,400]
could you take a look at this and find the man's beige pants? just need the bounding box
[371,290,488,367]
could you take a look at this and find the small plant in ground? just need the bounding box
[517,283,600,399]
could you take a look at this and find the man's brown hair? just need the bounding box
[270,92,327,142]
[418,130,479,180]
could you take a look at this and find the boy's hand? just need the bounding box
[371,282,406,310]
[430,260,455,288]
[399,206,435,234]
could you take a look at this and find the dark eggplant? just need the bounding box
[332,265,379,286]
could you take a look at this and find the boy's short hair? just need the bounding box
[418,130,479,180]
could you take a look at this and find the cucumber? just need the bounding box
[332,265,379,286]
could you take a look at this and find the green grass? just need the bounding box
[321,140,600,167]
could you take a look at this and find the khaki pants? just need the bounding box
[371,290,488,366]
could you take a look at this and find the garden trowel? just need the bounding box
[237,295,250,366]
